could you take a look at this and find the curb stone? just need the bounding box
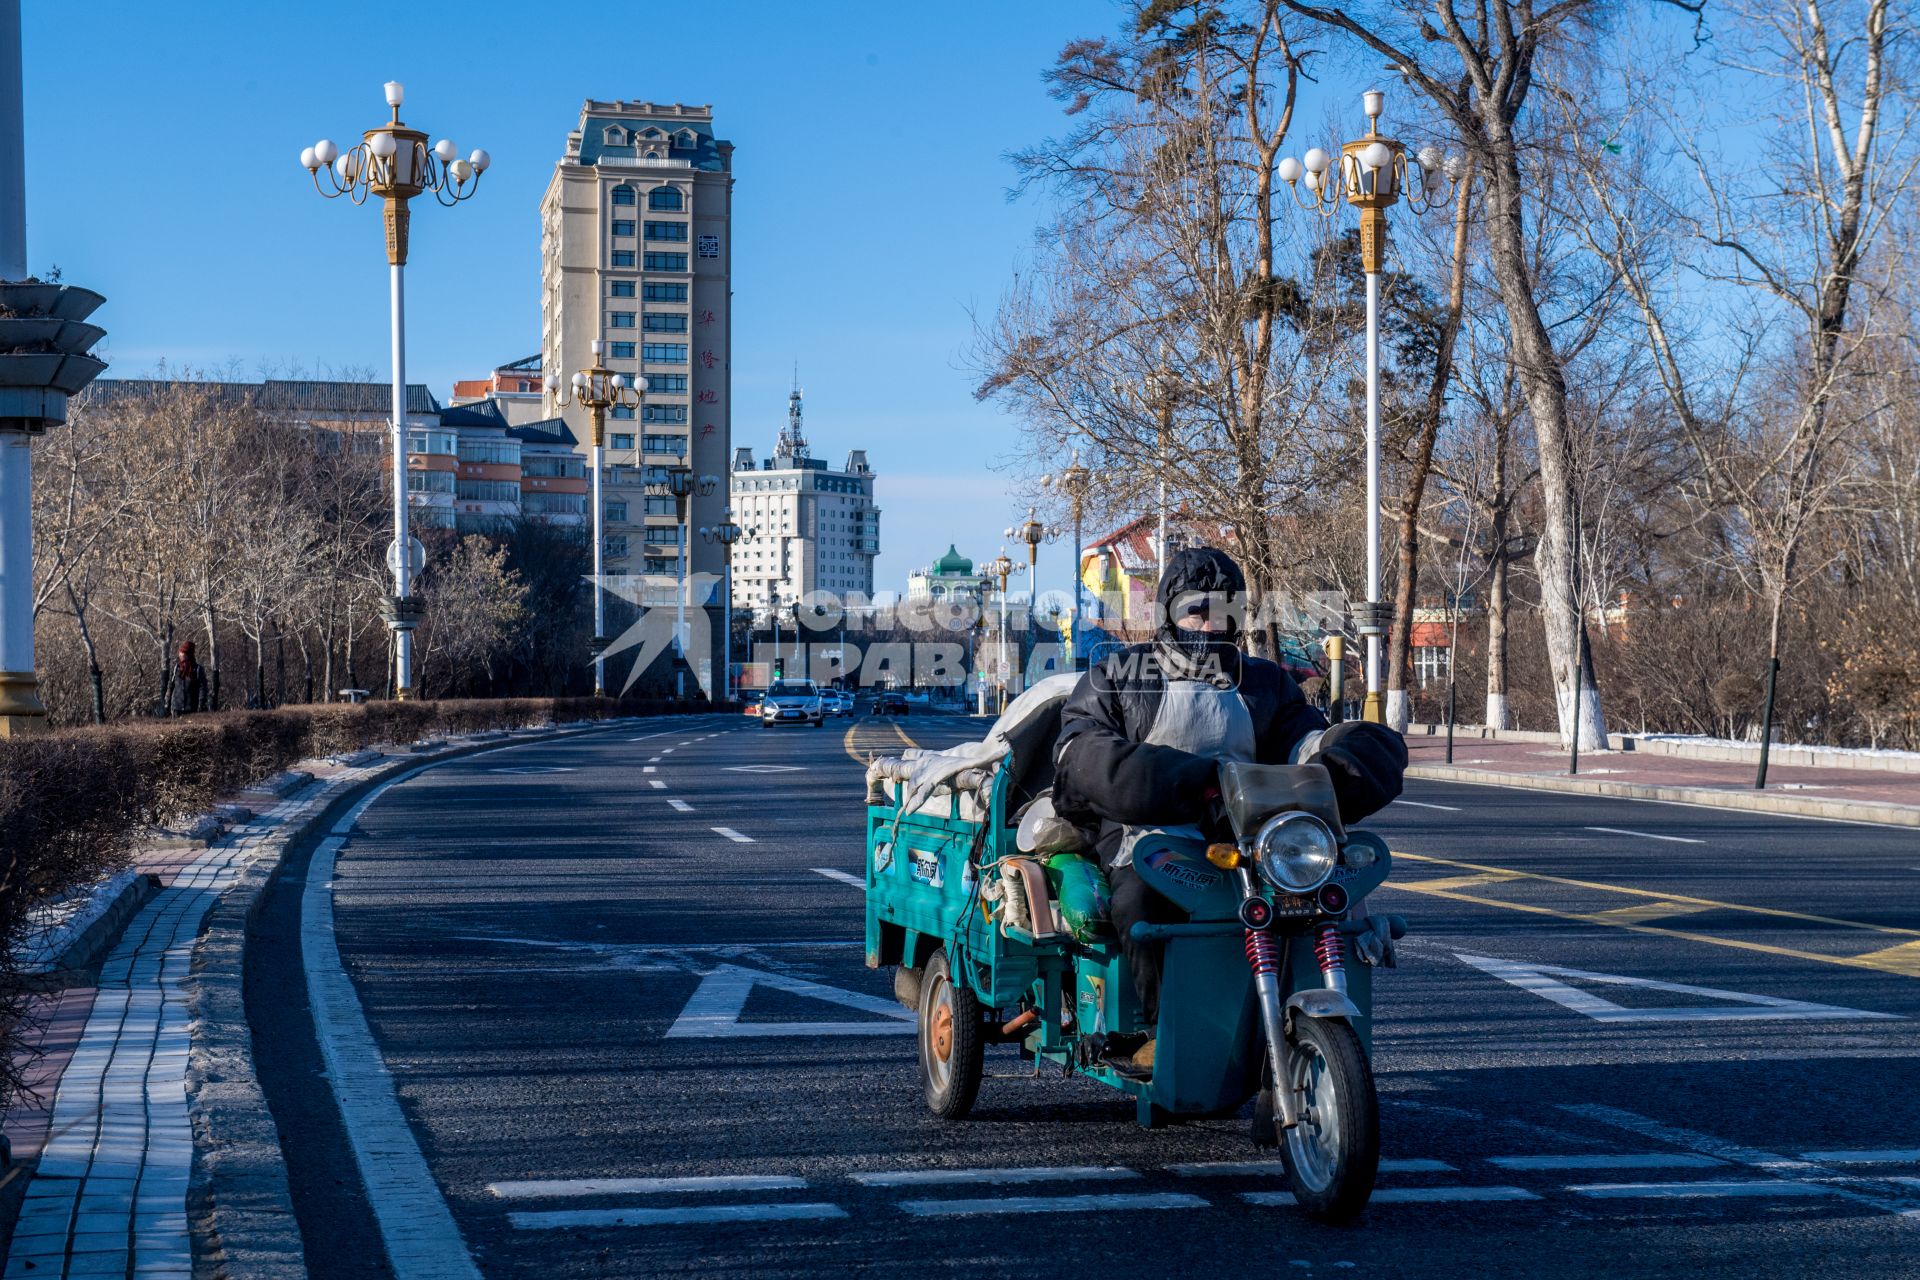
[1406,763,1920,827]
[184,714,694,1279]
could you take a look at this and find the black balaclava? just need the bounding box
[1154,546,1246,687]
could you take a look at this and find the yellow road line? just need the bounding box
[842,716,917,764]
[1387,850,1920,978]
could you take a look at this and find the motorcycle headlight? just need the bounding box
[1251,811,1338,894]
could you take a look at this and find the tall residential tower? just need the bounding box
[540,101,734,591]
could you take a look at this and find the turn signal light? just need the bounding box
[1206,843,1242,869]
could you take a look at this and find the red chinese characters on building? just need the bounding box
[700,350,717,369]
[698,309,716,325]
[697,389,717,404]
[701,423,716,437]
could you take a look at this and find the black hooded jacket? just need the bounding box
[1052,547,1328,863]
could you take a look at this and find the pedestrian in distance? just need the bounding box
[166,639,209,716]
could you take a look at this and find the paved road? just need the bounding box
[252,709,1920,1278]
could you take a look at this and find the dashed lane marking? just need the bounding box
[896,1192,1206,1217]
[1395,800,1462,812]
[649,780,666,790]
[647,756,662,763]
[811,868,863,888]
[511,1204,848,1230]
[1585,826,1705,845]
[1800,1149,1920,1164]
[1489,1154,1723,1171]
[490,1175,805,1198]
[712,827,754,843]
[643,766,655,773]
[1169,1159,1453,1176]
[668,798,694,813]
[1567,1180,1834,1199]
[853,1166,1137,1187]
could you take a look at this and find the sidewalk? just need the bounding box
[1405,733,1920,826]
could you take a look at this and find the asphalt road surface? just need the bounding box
[248,708,1920,1279]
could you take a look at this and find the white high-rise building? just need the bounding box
[729,387,879,613]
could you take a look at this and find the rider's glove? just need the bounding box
[1310,721,1407,824]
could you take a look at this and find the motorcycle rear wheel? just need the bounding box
[1277,1015,1378,1223]
[918,947,984,1120]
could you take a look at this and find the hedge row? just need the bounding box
[0,694,701,973]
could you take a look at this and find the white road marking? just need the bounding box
[310,799,484,1279]
[649,780,666,790]
[661,748,675,754]
[665,963,916,1038]
[510,1204,846,1229]
[854,1166,1137,1187]
[712,827,754,843]
[1584,826,1704,844]
[897,1192,1205,1217]
[647,756,662,763]
[643,766,655,773]
[627,733,667,742]
[811,868,863,888]
[1799,1149,1920,1164]
[725,765,808,773]
[1567,1180,1833,1199]
[1244,1187,1537,1206]
[1395,800,1462,812]
[1490,1154,1723,1171]
[668,798,694,812]
[1454,952,1898,1023]
[1170,1159,1452,1177]
[489,1175,805,1198]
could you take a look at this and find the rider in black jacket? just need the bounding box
[1051,546,1406,1076]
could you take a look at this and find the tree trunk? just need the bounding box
[66,580,105,725]
[202,594,221,712]
[1485,514,1511,730]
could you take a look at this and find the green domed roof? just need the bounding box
[932,544,973,575]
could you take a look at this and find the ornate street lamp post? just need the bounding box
[1007,508,1051,696]
[648,463,718,697]
[301,81,488,700]
[1280,89,1459,725]
[551,341,642,696]
[700,509,751,702]
[984,549,1016,714]
[1041,454,1097,667]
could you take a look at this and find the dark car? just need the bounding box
[875,692,909,716]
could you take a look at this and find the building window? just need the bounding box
[457,479,520,502]
[611,404,635,420]
[647,373,688,392]
[646,495,678,516]
[643,282,688,302]
[406,470,455,494]
[524,492,586,516]
[642,313,688,333]
[649,186,683,210]
[1414,646,1452,687]
[641,343,688,363]
[611,186,637,206]
[606,501,628,522]
[644,221,688,242]
[609,311,636,328]
[603,125,627,145]
[610,280,635,297]
[612,219,636,237]
[642,434,685,455]
[611,250,635,267]
[643,252,688,272]
[610,341,636,359]
[611,433,635,450]
[605,534,628,558]
[643,404,688,424]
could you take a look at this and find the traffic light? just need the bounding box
[773,657,784,679]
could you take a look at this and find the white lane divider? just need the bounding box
[898,1192,1205,1217]
[1584,826,1705,844]
[853,1166,1137,1188]
[490,1175,805,1198]
[1394,800,1462,812]
[512,1204,846,1230]
[649,780,666,790]
[1244,1187,1537,1206]
[1170,1159,1452,1176]
[668,798,694,813]
[647,756,662,763]
[1490,1153,1722,1171]
[643,766,655,773]
[712,827,754,843]
[1800,1149,1920,1164]
[1567,1180,1832,1199]
[812,868,863,888]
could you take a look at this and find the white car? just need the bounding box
[760,679,826,728]
[825,689,855,717]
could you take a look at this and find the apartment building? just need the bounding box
[540,101,734,591]
[729,386,880,613]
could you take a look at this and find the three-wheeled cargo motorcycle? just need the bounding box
[864,712,1405,1223]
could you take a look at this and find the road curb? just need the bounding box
[183,715,674,1280]
[1406,763,1920,827]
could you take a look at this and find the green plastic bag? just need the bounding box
[1044,853,1112,943]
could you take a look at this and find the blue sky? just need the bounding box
[21,0,1142,596]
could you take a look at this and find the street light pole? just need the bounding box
[985,549,1015,713]
[1009,508,1047,693]
[302,82,488,701]
[551,341,643,696]
[701,509,749,702]
[649,463,718,697]
[1042,452,1093,668]
[1280,89,1460,726]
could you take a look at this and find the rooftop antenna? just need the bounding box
[780,363,809,458]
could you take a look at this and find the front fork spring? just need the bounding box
[1245,927,1280,977]
[1315,922,1347,991]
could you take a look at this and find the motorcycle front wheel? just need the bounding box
[1277,1015,1379,1223]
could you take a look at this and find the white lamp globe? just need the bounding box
[591,339,604,355]
[1444,153,1469,181]
[1304,147,1331,174]
[1417,145,1444,173]
[1277,156,1303,184]
[469,148,491,172]
[449,158,473,181]
[384,81,405,108]
[633,375,648,393]
[299,146,318,171]
[433,139,457,162]
[1360,141,1393,171]
[314,139,339,165]
[1304,169,1322,191]
[612,374,628,388]
[334,154,357,182]
[1362,89,1385,119]
[369,132,397,159]
[571,372,587,389]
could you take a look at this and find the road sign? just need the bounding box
[665,963,916,1038]
[386,536,426,575]
[1454,952,1898,1023]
